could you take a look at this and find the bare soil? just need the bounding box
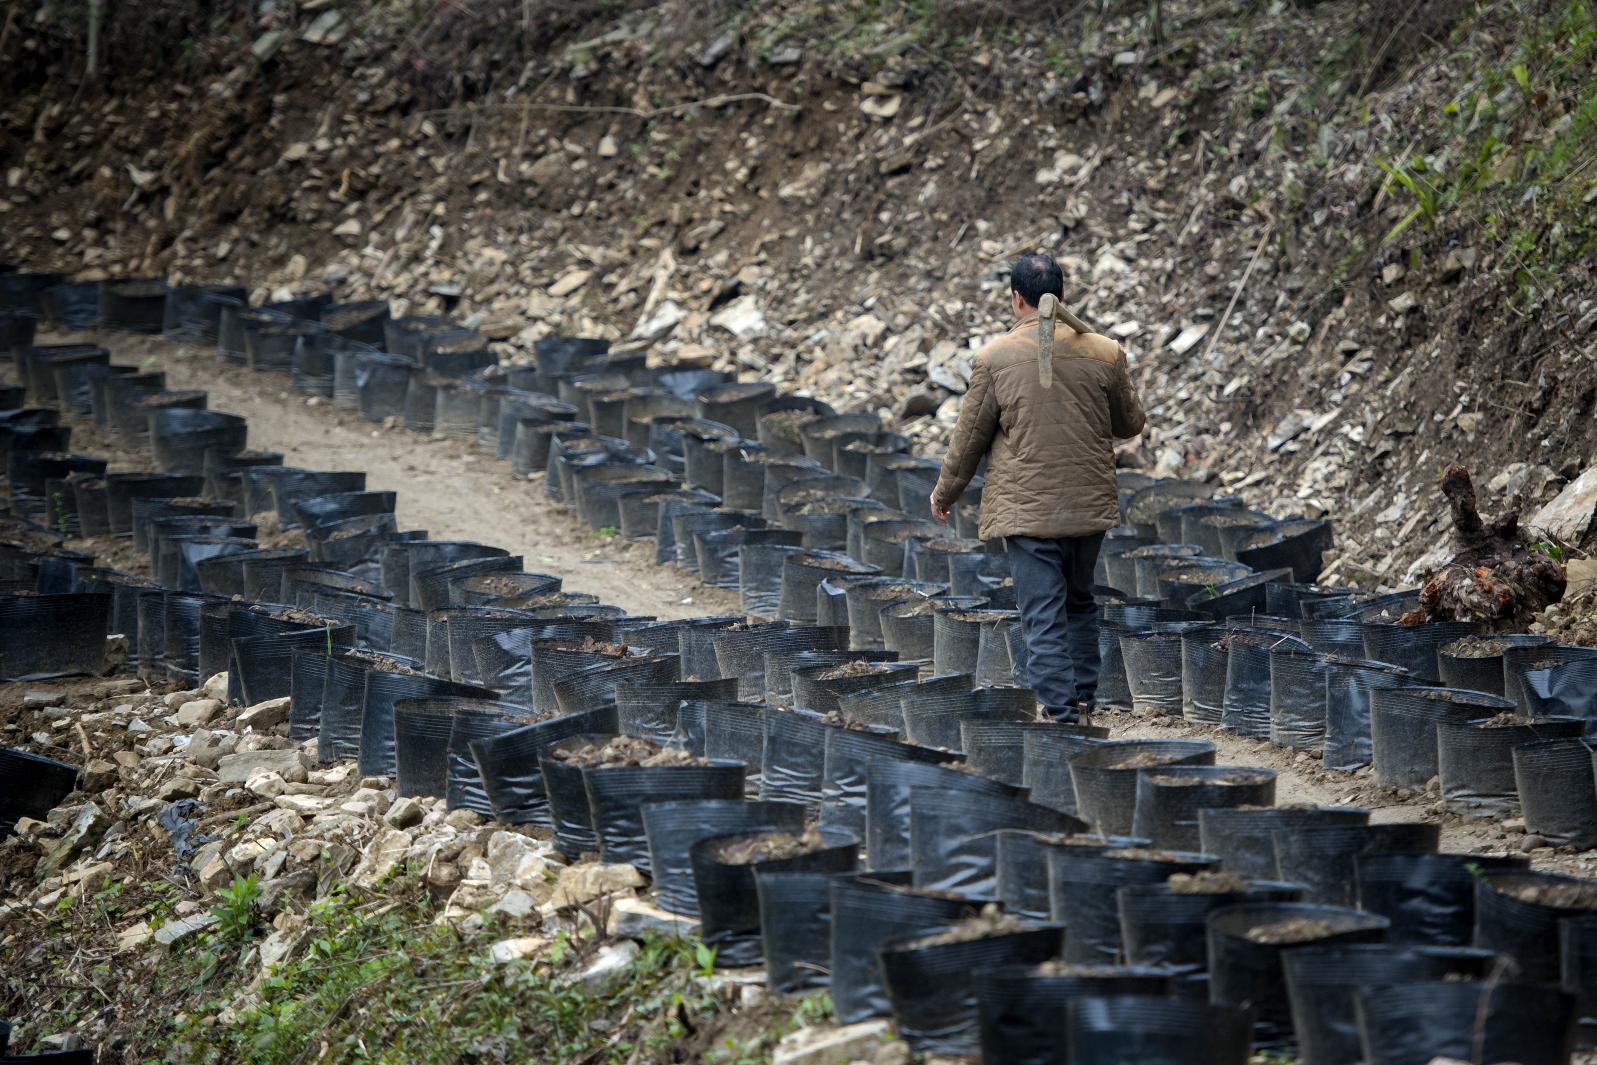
[897,905,1023,949]
[1500,879,1597,910]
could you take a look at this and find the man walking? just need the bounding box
[929,253,1146,721]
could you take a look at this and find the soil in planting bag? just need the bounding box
[1066,994,1253,1065]
[1508,644,1597,725]
[1222,628,1311,738]
[465,709,617,828]
[1369,685,1513,789]
[454,571,563,607]
[642,799,807,916]
[1051,848,1218,963]
[1103,543,1199,597]
[830,875,981,1023]
[1438,631,1554,696]
[1516,736,1597,847]
[1198,804,1370,880]
[1131,765,1276,851]
[0,592,110,680]
[247,319,326,373]
[1354,851,1527,946]
[1282,943,1498,1065]
[149,409,248,475]
[878,924,1064,1056]
[900,684,1036,753]
[1360,620,1482,685]
[996,831,1148,921]
[1117,878,1302,968]
[1021,727,1113,817]
[315,651,421,763]
[1207,901,1389,1042]
[583,755,748,872]
[613,677,739,744]
[975,963,1173,1065]
[690,827,857,966]
[441,699,542,814]
[357,670,496,778]
[842,577,945,651]
[799,413,886,465]
[1474,869,1597,981]
[306,514,396,586]
[962,720,1107,788]
[1322,656,1411,772]
[1437,714,1584,811]
[1069,739,1216,837]
[866,760,1020,872]
[413,555,524,613]
[754,394,832,451]
[1271,822,1440,906]
[909,786,1084,898]
[0,747,80,840]
[1353,979,1575,1065]
[231,625,354,707]
[790,659,919,716]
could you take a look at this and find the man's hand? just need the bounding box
[929,496,951,524]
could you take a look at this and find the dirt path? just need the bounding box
[64,330,741,621]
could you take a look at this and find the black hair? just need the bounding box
[1009,253,1064,309]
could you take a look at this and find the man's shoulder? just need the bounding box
[1070,331,1123,365]
[976,328,1122,370]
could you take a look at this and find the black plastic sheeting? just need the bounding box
[1066,995,1253,1065]
[829,875,979,1024]
[1353,981,1575,1065]
[1513,738,1597,849]
[907,785,1082,898]
[975,964,1173,1065]
[1050,848,1217,964]
[1354,852,1527,946]
[1198,804,1371,881]
[690,827,857,967]
[1271,821,1441,906]
[584,759,746,872]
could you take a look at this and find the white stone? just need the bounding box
[1167,324,1208,355]
[1530,464,1597,543]
[575,940,640,988]
[175,699,223,727]
[488,936,548,963]
[217,749,307,784]
[237,697,290,731]
[709,295,766,340]
[772,1021,892,1065]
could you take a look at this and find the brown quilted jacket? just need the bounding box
[931,313,1146,540]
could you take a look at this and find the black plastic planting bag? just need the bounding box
[976,964,1173,1065]
[1354,852,1527,947]
[1474,870,1597,982]
[1066,994,1253,1065]
[231,625,354,707]
[1282,944,1495,1065]
[469,712,617,830]
[878,926,1063,1056]
[1222,629,1310,738]
[1513,736,1597,848]
[1197,804,1370,881]
[1117,880,1302,968]
[1130,765,1276,851]
[901,684,1036,752]
[584,759,747,873]
[962,720,1106,788]
[1438,632,1553,696]
[755,869,854,996]
[615,677,740,744]
[0,747,80,839]
[642,799,807,916]
[865,760,1019,871]
[702,700,767,781]
[0,592,109,680]
[819,728,955,838]
[1069,739,1216,837]
[760,707,831,812]
[1322,657,1410,772]
[1353,980,1575,1065]
[1207,902,1390,1041]
[830,876,980,1023]
[995,831,1146,922]
[1360,620,1481,684]
[1370,686,1513,789]
[908,786,1083,898]
[1271,822,1441,906]
[442,700,542,815]
[1020,728,1110,816]
[690,827,858,967]
[1050,848,1217,963]
[1436,715,1584,811]
[391,699,460,799]
[1509,644,1597,725]
[357,671,495,778]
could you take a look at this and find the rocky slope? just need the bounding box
[3,0,1595,582]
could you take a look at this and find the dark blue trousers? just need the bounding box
[1005,533,1104,719]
